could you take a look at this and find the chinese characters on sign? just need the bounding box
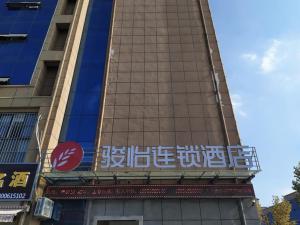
[0,164,38,201]
[101,145,257,170]
[9,172,30,188]
[0,172,30,188]
[45,184,255,199]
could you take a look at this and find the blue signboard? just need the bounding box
[0,164,38,201]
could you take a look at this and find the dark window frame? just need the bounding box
[0,34,28,41]
[6,1,41,10]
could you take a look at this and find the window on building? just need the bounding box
[6,1,41,10]
[61,0,76,15]
[0,34,28,41]
[0,112,37,163]
[0,77,10,85]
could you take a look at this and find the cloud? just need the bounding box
[260,38,300,90]
[260,39,282,73]
[241,37,300,91]
[231,94,247,118]
[242,53,257,61]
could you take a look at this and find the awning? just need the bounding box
[0,208,25,223]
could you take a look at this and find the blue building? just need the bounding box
[286,192,300,225]
[0,0,57,85]
[263,192,300,225]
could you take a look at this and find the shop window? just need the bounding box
[0,34,27,41]
[6,1,41,10]
[0,113,37,163]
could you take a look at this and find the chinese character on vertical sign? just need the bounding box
[227,146,254,169]
[101,146,111,168]
[202,146,227,168]
[9,172,30,188]
[111,146,126,168]
[127,146,150,168]
[177,145,202,168]
[152,146,176,168]
[101,146,128,168]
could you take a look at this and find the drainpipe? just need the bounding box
[197,0,230,146]
[33,114,43,196]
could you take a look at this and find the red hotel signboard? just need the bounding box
[51,141,84,172]
[45,184,255,199]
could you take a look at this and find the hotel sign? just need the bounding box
[100,145,259,171]
[45,184,255,199]
[0,164,38,201]
[51,141,84,172]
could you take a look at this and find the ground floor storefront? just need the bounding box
[41,184,260,225]
[41,199,260,225]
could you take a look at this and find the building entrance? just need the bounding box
[93,216,143,225]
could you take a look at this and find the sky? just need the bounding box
[209,0,300,206]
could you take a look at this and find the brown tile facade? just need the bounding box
[99,0,240,155]
[100,0,239,158]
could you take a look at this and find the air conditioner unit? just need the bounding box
[34,197,54,219]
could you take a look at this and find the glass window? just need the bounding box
[0,112,37,163]
[0,0,57,85]
[6,1,42,10]
[60,0,113,170]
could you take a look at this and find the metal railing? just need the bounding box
[42,145,261,179]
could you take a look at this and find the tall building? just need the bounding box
[0,0,261,225]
